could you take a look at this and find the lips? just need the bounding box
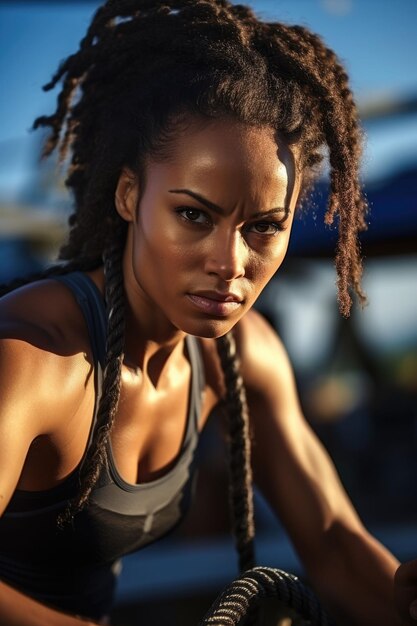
[186,290,243,317]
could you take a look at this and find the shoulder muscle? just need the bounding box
[0,339,75,514]
[0,281,94,514]
[234,308,301,412]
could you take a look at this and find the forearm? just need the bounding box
[306,524,400,626]
[0,580,99,626]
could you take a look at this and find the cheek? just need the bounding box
[249,254,282,294]
[131,214,193,288]
[249,230,294,289]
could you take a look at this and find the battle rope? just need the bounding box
[199,566,336,625]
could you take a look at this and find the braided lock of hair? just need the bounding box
[216,332,255,574]
[59,223,127,524]
[252,20,367,316]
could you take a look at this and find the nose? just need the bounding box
[204,229,246,282]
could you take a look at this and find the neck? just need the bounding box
[123,333,187,389]
[120,247,187,383]
[123,275,186,359]
[124,310,186,372]
[87,262,188,387]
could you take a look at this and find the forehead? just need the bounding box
[145,117,297,209]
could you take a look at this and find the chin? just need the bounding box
[178,317,238,339]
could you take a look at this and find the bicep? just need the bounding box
[0,340,42,515]
[0,337,84,516]
[238,312,363,561]
[250,392,362,550]
[0,424,33,517]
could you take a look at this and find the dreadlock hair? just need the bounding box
[2,0,368,573]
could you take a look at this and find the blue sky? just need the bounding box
[0,0,416,193]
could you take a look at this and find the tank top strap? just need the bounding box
[53,272,107,367]
[53,272,205,441]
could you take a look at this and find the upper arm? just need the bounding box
[236,310,364,564]
[0,280,98,515]
[0,338,48,515]
[0,333,88,516]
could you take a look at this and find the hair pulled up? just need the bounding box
[32,0,366,314]
[3,0,368,572]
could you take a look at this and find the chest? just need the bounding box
[111,361,195,483]
[17,343,221,490]
[106,340,223,483]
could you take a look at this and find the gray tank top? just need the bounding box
[0,272,205,620]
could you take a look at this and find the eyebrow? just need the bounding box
[168,188,289,219]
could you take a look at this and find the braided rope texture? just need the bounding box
[216,332,255,573]
[199,566,336,626]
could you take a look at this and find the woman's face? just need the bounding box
[117,117,300,339]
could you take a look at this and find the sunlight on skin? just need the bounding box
[113,117,301,368]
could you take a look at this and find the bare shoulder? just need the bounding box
[233,308,298,401]
[0,279,95,511]
[0,278,93,432]
[197,309,300,423]
[0,278,90,355]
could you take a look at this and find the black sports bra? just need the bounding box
[0,272,205,620]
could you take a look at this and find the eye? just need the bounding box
[247,221,285,236]
[176,207,211,226]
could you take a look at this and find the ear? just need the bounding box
[114,168,139,222]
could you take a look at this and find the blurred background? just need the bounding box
[1,0,416,623]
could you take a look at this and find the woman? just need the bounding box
[0,1,405,624]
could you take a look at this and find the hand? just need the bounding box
[395,559,417,624]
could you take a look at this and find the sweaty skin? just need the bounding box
[0,117,400,626]
[115,119,298,346]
